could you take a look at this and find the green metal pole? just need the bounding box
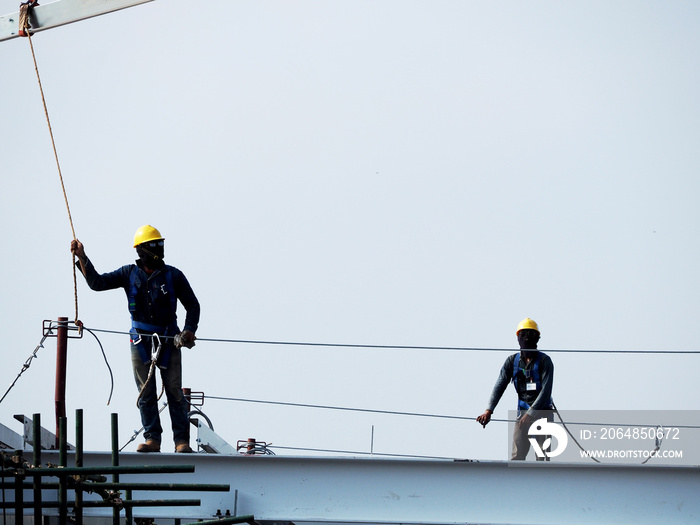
[13,450,23,524]
[1,465,196,477]
[59,416,68,524]
[126,488,133,524]
[2,482,230,492]
[111,413,121,525]
[32,413,42,522]
[75,409,84,525]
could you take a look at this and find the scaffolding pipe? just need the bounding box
[59,417,68,523]
[13,453,23,523]
[1,481,230,492]
[0,465,196,477]
[76,408,84,524]
[1,409,230,520]
[55,317,69,447]
[32,413,42,521]
[111,413,121,525]
[0,499,203,509]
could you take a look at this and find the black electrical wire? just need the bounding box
[85,328,700,354]
[81,326,114,405]
[206,395,478,421]
[205,395,700,430]
[268,444,462,461]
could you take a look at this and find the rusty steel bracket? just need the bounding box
[185,390,205,407]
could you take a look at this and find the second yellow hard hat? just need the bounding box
[516,318,540,335]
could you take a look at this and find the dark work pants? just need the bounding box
[131,343,190,446]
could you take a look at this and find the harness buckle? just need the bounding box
[151,333,162,363]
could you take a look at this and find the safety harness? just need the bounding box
[512,352,553,416]
[128,266,178,368]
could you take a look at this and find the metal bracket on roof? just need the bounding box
[196,420,237,455]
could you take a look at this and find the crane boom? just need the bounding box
[0,0,154,42]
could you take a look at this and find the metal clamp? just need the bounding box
[42,319,83,339]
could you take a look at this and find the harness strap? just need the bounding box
[132,320,168,333]
[513,352,553,416]
[128,266,178,368]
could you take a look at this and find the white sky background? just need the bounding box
[0,0,699,461]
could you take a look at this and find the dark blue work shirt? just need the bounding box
[486,351,554,417]
[78,257,200,335]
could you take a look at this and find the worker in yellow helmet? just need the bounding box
[476,318,554,460]
[71,225,200,453]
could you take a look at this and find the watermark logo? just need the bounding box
[528,418,568,458]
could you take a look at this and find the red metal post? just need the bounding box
[55,317,68,447]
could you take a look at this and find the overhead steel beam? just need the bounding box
[0,0,154,42]
[5,451,698,524]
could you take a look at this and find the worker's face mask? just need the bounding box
[136,241,165,270]
[517,329,540,350]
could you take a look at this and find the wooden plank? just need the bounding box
[0,0,154,42]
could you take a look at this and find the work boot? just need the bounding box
[136,440,161,453]
[175,441,193,453]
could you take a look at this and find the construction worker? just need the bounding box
[71,225,200,453]
[476,318,554,460]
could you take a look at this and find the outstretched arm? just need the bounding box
[69,240,126,291]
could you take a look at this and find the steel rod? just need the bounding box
[0,499,202,509]
[59,417,67,524]
[2,482,230,491]
[0,465,196,477]
[82,499,202,507]
[13,457,23,523]
[76,409,84,525]
[32,413,42,521]
[111,413,120,525]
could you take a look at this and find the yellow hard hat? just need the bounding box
[516,318,539,335]
[133,225,164,247]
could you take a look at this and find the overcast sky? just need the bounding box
[1,0,699,461]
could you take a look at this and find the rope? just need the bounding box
[135,334,165,408]
[20,3,84,327]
